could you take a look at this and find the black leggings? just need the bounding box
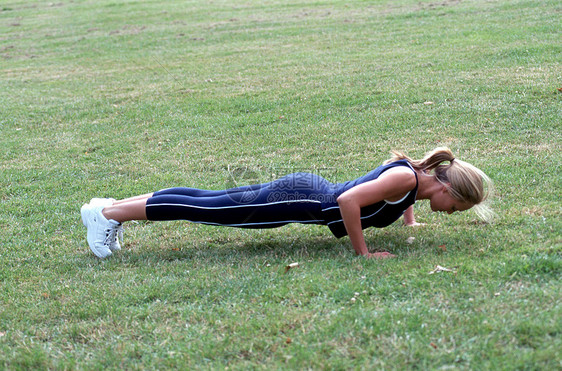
[145,173,336,229]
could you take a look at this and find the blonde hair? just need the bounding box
[385,147,494,221]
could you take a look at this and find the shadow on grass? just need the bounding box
[117,236,344,265]
[101,225,451,267]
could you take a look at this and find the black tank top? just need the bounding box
[321,160,418,238]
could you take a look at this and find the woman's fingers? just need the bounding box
[405,222,426,227]
[367,252,397,259]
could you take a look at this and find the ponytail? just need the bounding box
[385,147,454,172]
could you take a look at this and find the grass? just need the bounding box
[1,0,561,369]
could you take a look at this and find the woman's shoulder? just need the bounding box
[376,161,418,189]
[373,159,415,177]
[379,165,416,182]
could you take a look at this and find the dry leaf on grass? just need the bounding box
[428,265,456,274]
[284,262,299,273]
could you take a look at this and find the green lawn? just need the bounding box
[1,0,560,369]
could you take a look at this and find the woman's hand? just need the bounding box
[366,252,396,259]
[404,221,426,227]
[403,205,427,227]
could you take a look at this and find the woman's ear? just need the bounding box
[441,183,451,194]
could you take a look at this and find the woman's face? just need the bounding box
[430,188,473,214]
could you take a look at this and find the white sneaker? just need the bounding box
[81,204,121,258]
[89,198,122,251]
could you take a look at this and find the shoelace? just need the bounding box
[116,224,123,244]
[103,227,118,247]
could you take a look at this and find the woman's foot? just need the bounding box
[89,198,122,251]
[81,203,122,258]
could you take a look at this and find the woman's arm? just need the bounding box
[403,205,415,225]
[403,205,426,226]
[337,195,370,255]
[336,167,416,258]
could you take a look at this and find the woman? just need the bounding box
[81,147,493,259]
